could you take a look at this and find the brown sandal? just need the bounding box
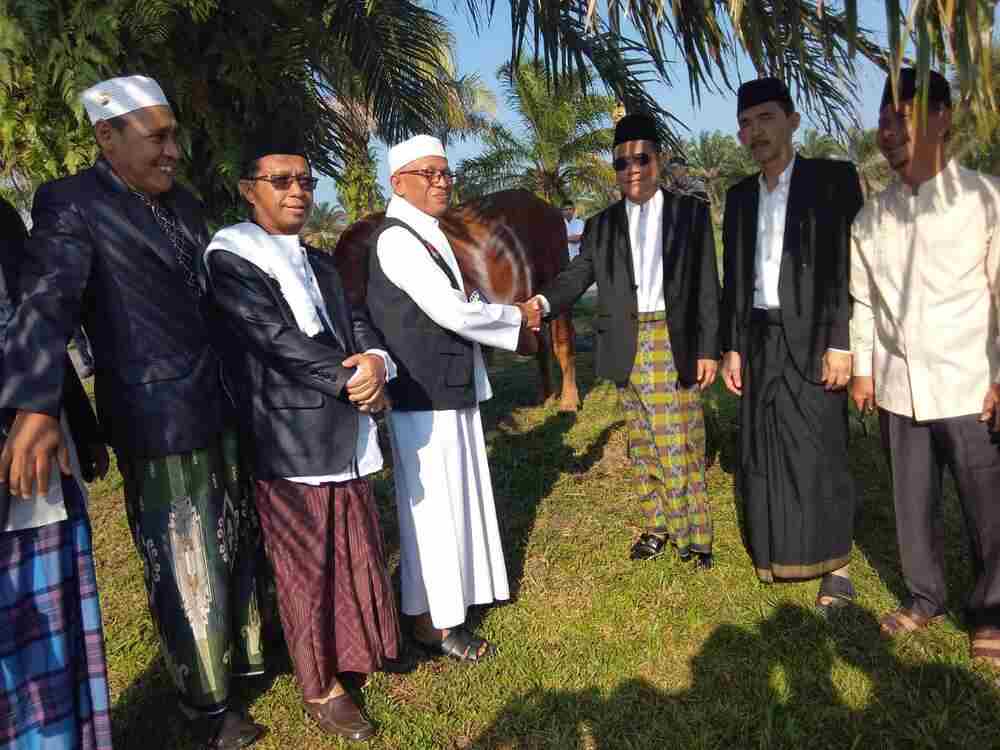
[970,626,1000,668]
[879,607,943,638]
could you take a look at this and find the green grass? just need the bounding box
[91,307,1000,749]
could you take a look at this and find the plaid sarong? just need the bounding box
[620,311,712,555]
[0,477,113,750]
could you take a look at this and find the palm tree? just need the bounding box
[303,202,349,250]
[839,127,893,198]
[456,61,616,205]
[680,132,756,223]
[796,129,846,160]
[951,43,1000,176]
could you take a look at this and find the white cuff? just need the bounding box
[539,295,551,315]
[346,349,397,385]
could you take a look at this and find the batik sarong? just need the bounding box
[120,430,273,715]
[1,476,113,750]
[739,310,855,583]
[255,477,400,699]
[620,312,712,556]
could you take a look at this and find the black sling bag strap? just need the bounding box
[378,218,463,293]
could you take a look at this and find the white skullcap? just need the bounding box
[80,75,170,125]
[388,135,447,175]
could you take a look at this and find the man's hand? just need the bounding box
[821,350,852,391]
[979,383,1000,432]
[343,353,387,408]
[358,390,392,415]
[696,358,718,391]
[721,351,743,396]
[0,411,69,498]
[516,297,544,332]
[851,375,877,414]
[82,443,110,483]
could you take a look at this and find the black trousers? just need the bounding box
[879,409,1000,627]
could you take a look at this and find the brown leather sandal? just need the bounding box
[878,607,943,638]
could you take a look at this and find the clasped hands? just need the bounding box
[343,353,390,414]
[723,349,853,397]
[514,296,545,332]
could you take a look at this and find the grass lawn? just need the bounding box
[90,304,1000,749]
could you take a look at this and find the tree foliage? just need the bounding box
[456,61,616,205]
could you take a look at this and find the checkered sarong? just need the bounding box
[619,311,712,555]
[0,478,112,750]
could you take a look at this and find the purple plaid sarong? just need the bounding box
[0,476,113,750]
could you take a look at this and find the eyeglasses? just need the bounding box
[246,174,319,191]
[397,169,456,185]
[612,153,652,172]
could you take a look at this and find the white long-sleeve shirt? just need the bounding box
[375,196,522,403]
[850,160,1000,421]
[753,156,795,309]
[625,189,667,313]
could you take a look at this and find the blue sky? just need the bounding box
[316,6,907,206]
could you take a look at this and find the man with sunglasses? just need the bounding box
[525,113,721,568]
[367,135,538,663]
[720,78,862,614]
[0,75,271,749]
[203,133,406,740]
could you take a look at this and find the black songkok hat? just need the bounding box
[881,67,951,109]
[241,125,309,175]
[613,113,660,147]
[737,77,794,115]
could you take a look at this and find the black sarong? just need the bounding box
[739,310,855,582]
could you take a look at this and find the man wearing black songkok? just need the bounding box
[526,113,721,567]
[720,77,863,614]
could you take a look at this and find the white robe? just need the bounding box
[377,196,523,628]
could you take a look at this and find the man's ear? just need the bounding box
[238,180,255,212]
[789,111,801,134]
[94,120,114,152]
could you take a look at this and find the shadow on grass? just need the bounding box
[470,603,1000,749]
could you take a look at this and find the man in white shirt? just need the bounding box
[366,135,537,663]
[721,78,863,612]
[205,134,404,740]
[562,200,585,260]
[525,114,721,567]
[850,69,1000,663]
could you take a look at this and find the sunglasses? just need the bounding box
[246,174,319,191]
[612,153,653,172]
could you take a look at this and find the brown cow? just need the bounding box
[334,189,580,412]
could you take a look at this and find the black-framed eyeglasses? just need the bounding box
[397,169,456,184]
[246,174,319,191]
[612,153,652,172]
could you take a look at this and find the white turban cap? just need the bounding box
[80,75,169,124]
[388,135,447,175]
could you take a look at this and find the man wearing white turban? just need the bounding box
[366,135,537,661]
[0,75,271,749]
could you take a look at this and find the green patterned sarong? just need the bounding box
[121,431,274,714]
[619,312,712,556]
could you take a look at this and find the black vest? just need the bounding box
[367,218,476,412]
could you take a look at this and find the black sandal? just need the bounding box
[417,627,496,663]
[630,533,667,561]
[815,574,855,619]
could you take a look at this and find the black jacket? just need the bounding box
[206,246,383,480]
[541,188,721,387]
[0,158,225,459]
[721,157,863,382]
[0,197,101,454]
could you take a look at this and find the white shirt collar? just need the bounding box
[759,153,797,194]
[386,194,441,229]
[625,187,663,214]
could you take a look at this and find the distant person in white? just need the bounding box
[562,200,584,260]
[366,135,538,662]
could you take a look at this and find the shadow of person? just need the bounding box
[468,603,1000,748]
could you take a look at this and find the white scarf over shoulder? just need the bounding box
[205,221,325,337]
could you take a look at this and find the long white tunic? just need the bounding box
[376,196,522,628]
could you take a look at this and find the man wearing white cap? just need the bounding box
[367,135,537,661]
[0,75,270,749]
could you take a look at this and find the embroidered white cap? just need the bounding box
[80,75,170,124]
[388,134,447,175]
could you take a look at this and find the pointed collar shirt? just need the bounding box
[753,154,796,309]
[625,188,666,313]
